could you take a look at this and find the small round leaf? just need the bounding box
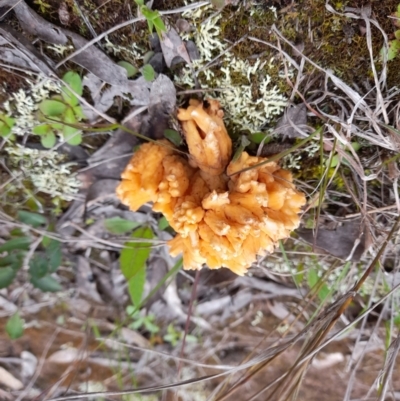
[39,99,67,116]
[0,267,17,289]
[6,313,24,339]
[118,61,139,78]
[62,71,83,106]
[164,129,182,147]
[41,131,56,148]
[33,124,51,135]
[142,64,155,82]
[31,275,62,292]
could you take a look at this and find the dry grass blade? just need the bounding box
[2,2,400,400]
[55,1,209,69]
[212,216,400,401]
[376,332,400,401]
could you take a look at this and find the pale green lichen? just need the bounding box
[46,44,74,56]
[188,13,226,61]
[78,381,106,401]
[176,367,207,401]
[176,6,288,133]
[103,35,144,60]
[5,145,81,201]
[2,75,62,136]
[283,140,320,170]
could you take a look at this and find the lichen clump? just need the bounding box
[5,145,81,201]
[117,100,306,275]
[2,75,62,136]
[176,9,288,132]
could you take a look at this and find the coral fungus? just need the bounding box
[117,100,306,275]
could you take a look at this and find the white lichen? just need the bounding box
[282,140,320,170]
[2,75,62,136]
[5,145,81,201]
[175,6,288,132]
[176,367,208,401]
[191,14,226,61]
[46,44,74,56]
[103,35,143,60]
[78,381,106,401]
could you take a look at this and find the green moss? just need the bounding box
[218,0,400,88]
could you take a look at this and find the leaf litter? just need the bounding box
[9,1,129,85]
[1,0,400,400]
[297,218,369,262]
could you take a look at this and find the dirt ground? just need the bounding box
[1,0,400,400]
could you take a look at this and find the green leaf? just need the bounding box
[383,40,400,61]
[121,227,153,307]
[129,258,182,315]
[142,64,155,82]
[128,266,146,307]
[163,333,177,346]
[232,135,251,162]
[45,240,62,273]
[41,131,56,148]
[0,254,18,268]
[293,262,304,286]
[307,268,330,302]
[141,7,159,23]
[327,154,340,168]
[0,121,11,137]
[73,105,85,120]
[0,252,24,271]
[250,132,270,144]
[63,108,82,145]
[129,318,144,330]
[307,268,318,288]
[143,318,159,333]
[120,227,153,280]
[126,305,138,317]
[29,255,48,278]
[135,259,183,311]
[0,267,17,289]
[146,18,154,34]
[33,124,51,135]
[143,51,155,65]
[164,129,183,147]
[6,313,24,339]
[48,116,63,131]
[0,115,14,137]
[0,237,31,253]
[317,284,330,302]
[158,216,169,231]
[62,71,83,106]
[65,131,82,146]
[104,217,141,234]
[117,61,139,78]
[64,107,77,125]
[185,334,198,343]
[63,71,83,95]
[153,16,166,35]
[31,275,62,292]
[39,99,67,116]
[17,211,47,228]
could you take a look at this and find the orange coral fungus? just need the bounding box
[116,100,306,275]
[177,99,232,176]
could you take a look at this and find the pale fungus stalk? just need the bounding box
[116,100,306,275]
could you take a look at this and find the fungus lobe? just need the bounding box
[116,100,306,275]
